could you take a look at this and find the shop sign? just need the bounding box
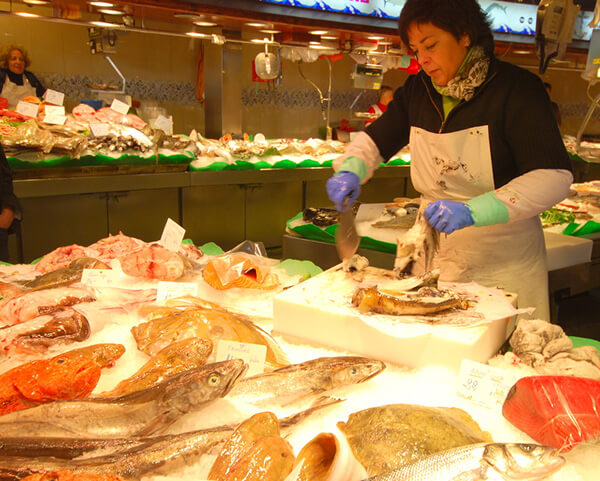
[260,0,594,40]
[215,340,267,377]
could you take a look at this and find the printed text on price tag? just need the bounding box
[457,359,523,409]
[215,340,266,377]
[156,281,198,301]
[159,218,185,252]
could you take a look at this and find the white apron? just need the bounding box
[409,126,549,320]
[1,76,36,109]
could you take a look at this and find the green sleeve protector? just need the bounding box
[466,191,510,227]
[336,156,368,181]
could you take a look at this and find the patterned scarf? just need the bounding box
[433,46,490,102]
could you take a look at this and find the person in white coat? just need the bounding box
[0,45,45,109]
[326,0,572,320]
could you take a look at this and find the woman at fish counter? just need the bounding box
[0,45,45,109]
[326,0,572,320]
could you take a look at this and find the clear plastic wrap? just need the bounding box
[202,252,279,290]
[502,375,600,452]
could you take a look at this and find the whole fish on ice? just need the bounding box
[0,359,246,438]
[360,443,564,481]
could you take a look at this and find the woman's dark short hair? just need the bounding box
[398,0,495,57]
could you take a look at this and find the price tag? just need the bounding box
[16,101,39,118]
[80,269,118,287]
[215,340,267,377]
[43,89,65,106]
[45,105,65,117]
[154,114,173,135]
[159,218,185,252]
[110,98,130,115]
[457,360,522,409]
[43,105,66,125]
[89,122,110,137]
[156,281,198,301]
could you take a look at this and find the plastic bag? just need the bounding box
[226,240,268,257]
[202,252,279,290]
[502,375,600,451]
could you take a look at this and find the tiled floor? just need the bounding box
[555,288,600,340]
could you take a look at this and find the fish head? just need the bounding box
[484,443,565,480]
[329,357,386,387]
[62,343,126,368]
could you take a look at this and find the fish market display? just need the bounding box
[337,404,492,476]
[361,443,564,481]
[118,244,189,281]
[371,199,419,229]
[131,305,289,369]
[0,359,246,438]
[0,344,124,415]
[502,375,600,451]
[0,307,91,355]
[287,432,367,481]
[99,337,213,397]
[393,208,439,275]
[228,356,385,408]
[203,253,279,290]
[208,412,281,479]
[21,472,124,481]
[0,287,96,326]
[24,258,110,292]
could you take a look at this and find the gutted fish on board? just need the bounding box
[393,208,439,276]
[98,337,213,397]
[337,404,492,477]
[0,344,124,415]
[0,308,91,356]
[0,359,246,438]
[360,443,564,481]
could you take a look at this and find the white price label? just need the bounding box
[45,105,65,117]
[16,101,39,118]
[80,269,118,287]
[159,218,185,252]
[89,122,110,137]
[154,114,173,135]
[215,340,266,377]
[156,281,198,301]
[43,113,67,125]
[110,98,130,115]
[43,89,65,106]
[457,360,522,409]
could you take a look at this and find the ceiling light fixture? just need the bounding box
[367,35,385,40]
[309,44,334,50]
[245,22,267,28]
[309,30,328,35]
[88,1,114,6]
[251,38,271,43]
[173,13,198,19]
[260,29,281,34]
[321,35,338,40]
[513,49,532,54]
[99,9,124,15]
[378,41,393,45]
[15,12,40,17]
[23,0,50,5]
[186,32,209,38]
[90,20,120,27]
[194,20,217,27]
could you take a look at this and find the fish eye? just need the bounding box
[56,359,65,364]
[209,374,221,385]
[520,444,535,452]
[351,368,358,375]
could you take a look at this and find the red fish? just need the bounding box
[0,343,124,415]
[502,375,600,451]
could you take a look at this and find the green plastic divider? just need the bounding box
[562,220,600,237]
[275,258,323,280]
[199,242,225,256]
[569,336,600,352]
[286,212,396,253]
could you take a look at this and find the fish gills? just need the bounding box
[224,435,295,481]
[209,412,280,480]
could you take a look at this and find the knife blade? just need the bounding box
[335,200,360,260]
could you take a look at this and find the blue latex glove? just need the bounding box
[326,171,361,212]
[425,200,474,235]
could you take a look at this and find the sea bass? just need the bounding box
[0,344,124,415]
[0,359,246,438]
[228,356,385,408]
[99,337,213,397]
[337,404,492,477]
[361,443,565,481]
[0,287,96,327]
[502,375,600,451]
[131,306,289,369]
[0,308,91,356]
[24,258,110,292]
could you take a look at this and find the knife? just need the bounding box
[335,198,360,260]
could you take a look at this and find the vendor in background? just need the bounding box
[543,82,562,128]
[326,0,572,320]
[0,45,45,109]
[0,144,21,262]
[364,85,394,127]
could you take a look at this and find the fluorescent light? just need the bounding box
[173,13,198,19]
[90,20,120,27]
[513,49,532,54]
[368,36,385,40]
[98,9,124,15]
[260,29,281,34]
[193,21,217,27]
[309,30,328,35]
[309,41,321,45]
[309,44,333,50]
[23,0,50,5]
[321,35,338,40]
[251,38,270,43]
[15,12,40,17]
[378,41,393,46]
[89,1,114,6]
[186,32,209,38]
[245,22,267,28]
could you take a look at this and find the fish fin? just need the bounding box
[280,396,344,430]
